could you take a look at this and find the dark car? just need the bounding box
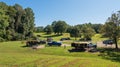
[38,40,46,44]
[47,37,53,42]
[60,37,70,41]
[48,41,62,46]
[26,40,38,47]
[103,40,114,44]
[87,43,97,48]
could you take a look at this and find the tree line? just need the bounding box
[35,11,120,49]
[35,21,102,40]
[1,2,120,49]
[0,2,35,41]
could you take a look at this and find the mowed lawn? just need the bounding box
[0,41,120,67]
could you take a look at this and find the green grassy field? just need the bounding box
[0,33,120,67]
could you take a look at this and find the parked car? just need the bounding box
[87,43,97,48]
[26,40,38,47]
[47,37,53,42]
[71,42,97,51]
[103,40,114,44]
[38,40,46,44]
[60,37,70,41]
[48,41,62,46]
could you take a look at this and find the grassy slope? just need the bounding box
[35,33,71,40]
[92,34,108,43]
[0,41,120,67]
[0,33,120,67]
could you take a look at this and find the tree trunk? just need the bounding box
[114,37,118,49]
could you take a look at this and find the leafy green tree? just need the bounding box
[85,23,103,33]
[81,25,95,40]
[35,26,44,33]
[0,9,9,30]
[101,13,120,49]
[52,20,67,35]
[66,25,73,33]
[91,24,103,33]
[69,26,81,40]
[44,25,53,34]
[13,4,25,33]
[24,8,35,38]
[0,2,8,10]
[6,6,17,40]
[80,23,103,33]
[0,9,9,41]
[0,2,35,41]
[51,21,57,34]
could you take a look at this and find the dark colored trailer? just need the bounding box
[71,42,89,50]
[26,40,46,47]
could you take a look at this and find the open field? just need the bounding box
[0,42,120,67]
[1,0,120,67]
[0,33,120,67]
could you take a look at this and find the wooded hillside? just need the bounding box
[0,2,35,41]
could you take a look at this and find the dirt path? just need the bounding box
[32,45,45,49]
[32,44,70,49]
[32,41,119,49]
[61,44,71,47]
[37,45,45,48]
[96,41,118,48]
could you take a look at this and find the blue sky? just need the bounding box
[1,0,120,26]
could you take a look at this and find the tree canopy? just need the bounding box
[81,24,95,40]
[52,20,67,35]
[69,26,81,40]
[44,25,53,34]
[0,2,35,41]
[101,12,120,49]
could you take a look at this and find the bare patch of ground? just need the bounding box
[96,41,117,48]
[61,44,71,47]
[32,45,45,49]
[37,45,45,48]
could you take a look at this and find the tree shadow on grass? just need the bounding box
[98,48,120,62]
[68,48,86,52]
[21,45,28,48]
